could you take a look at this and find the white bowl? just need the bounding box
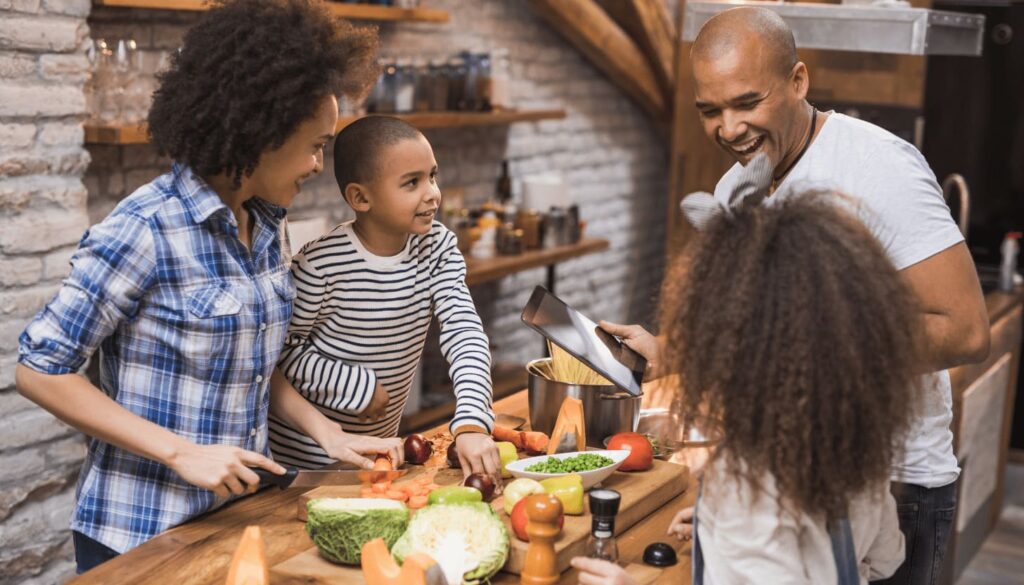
[505,450,630,490]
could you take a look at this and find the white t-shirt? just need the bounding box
[714,112,963,488]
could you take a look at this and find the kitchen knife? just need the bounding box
[254,466,408,489]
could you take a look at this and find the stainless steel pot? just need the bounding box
[527,358,642,448]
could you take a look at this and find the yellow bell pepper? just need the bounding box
[539,474,584,515]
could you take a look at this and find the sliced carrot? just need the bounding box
[408,495,428,509]
[394,483,417,496]
[373,455,394,471]
[360,487,375,498]
[384,490,409,502]
[426,483,441,491]
[372,481,391,494]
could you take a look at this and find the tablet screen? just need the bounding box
[521,286,646,396]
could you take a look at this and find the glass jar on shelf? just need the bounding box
[427,58,449,111]
[489,48,511,111]
[446,55,467,111]
[394,57,416,113]
[368,58,398,114]
[413,57,431,112]
[458,51,480,111]
[474,51,492,111]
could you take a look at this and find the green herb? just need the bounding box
[525,453,615,474]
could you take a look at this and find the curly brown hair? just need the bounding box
[661,192,923,521]
[148,0,379,187]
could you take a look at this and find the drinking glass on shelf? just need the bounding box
[85,39,103,124]
[124,43,152,124]
[90,39,120,124]
[110,39,138,124]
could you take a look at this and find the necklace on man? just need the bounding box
[772,106,818,191]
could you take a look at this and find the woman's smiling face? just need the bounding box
[249,94,339,208]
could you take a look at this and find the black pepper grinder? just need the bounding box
[586,489,621,562]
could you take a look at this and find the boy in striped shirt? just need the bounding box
[270,116,501,479]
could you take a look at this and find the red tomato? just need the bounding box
[511,497,564,542]
[607,432,654,471]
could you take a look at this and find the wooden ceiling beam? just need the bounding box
[529,0,669,123]
[596,0,677,99]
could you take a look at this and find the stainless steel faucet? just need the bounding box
[942,173,970,238]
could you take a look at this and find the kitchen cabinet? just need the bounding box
[943,287,1024,583]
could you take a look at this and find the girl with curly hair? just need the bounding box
[574,192,924,584]
[17,0,399,573]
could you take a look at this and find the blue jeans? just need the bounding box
[873,481,958,585]
[73,531,120,574]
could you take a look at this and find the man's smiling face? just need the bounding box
[693,38,808,168]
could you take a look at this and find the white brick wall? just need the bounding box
[2,0,671,581]
[0,0,90,579]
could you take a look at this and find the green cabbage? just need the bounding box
[391,503,509,585]
[305,498,409,565]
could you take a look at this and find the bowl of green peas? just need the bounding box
[504,449,631,489]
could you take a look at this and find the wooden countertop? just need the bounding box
[982,286,1024,326]
[69,390,694,585]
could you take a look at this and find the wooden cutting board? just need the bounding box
[274,459,688,582]
[270,548,663,585]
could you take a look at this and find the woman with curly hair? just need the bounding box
[574,193,923,584]
[16,0,398,573]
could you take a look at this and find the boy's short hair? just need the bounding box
[333,116,424,201]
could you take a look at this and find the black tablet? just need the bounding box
[520,285,646,396]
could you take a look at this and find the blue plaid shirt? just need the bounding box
[18,164,295,553]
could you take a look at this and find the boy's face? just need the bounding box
[361,135,441,236]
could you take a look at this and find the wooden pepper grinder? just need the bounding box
[520,493,564,585]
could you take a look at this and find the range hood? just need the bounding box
[682,1,986,56]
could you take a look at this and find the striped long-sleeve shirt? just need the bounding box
[269,220,494,468]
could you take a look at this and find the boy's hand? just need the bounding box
[667,506,695,541]
[361,382,390,421]
[321,428,404,469]
[570,557,636,585]
[455,432,502,487]
[598,321,661,365]
[167,443,285,498]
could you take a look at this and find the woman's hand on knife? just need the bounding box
[167,443,284,498]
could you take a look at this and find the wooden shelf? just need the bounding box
[84,123,149,145]
[83,110,566,145]
[92,0,449,22]
[338,109,567,131]
[465,237,610,286]
[399,363,528,434]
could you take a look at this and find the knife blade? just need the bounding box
[254,466,408,489]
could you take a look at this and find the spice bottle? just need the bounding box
[585,489,621,562]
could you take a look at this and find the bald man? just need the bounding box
[597,7,990,585]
